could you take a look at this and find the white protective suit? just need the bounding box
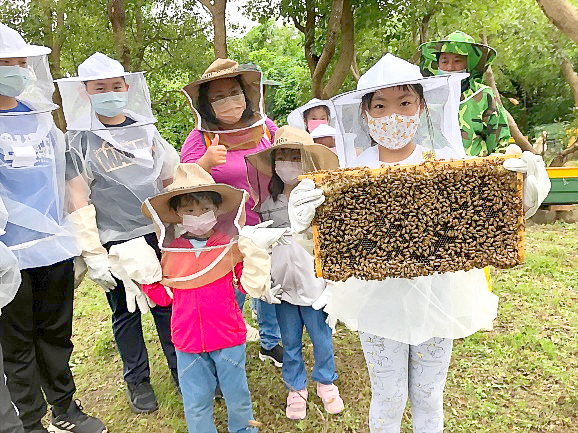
[0,24,79,270]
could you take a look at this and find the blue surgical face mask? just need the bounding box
[89,91,128,117]
[0,65,31,97]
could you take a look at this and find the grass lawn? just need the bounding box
[66,222,578,432]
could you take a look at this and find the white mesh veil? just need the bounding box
[286,98,346,165]
[331,54,467,168]
[56,53,155,131]
[0,28,79,269]
[142,169,248,290]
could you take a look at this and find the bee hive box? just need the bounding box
[302,155,524,281]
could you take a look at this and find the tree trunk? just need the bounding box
[199,0,228,59]
[133,0,146,70]
[536,0,578,45]
[322,0,354,98]
[311,0,344,97]
[212,0,227,58]
[561,57,578,106]
[108,0,130,69]
[481,35,535,153]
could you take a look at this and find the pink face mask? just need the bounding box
[211,94,246,125]
[182,211,218,236]
[307,119,328,132]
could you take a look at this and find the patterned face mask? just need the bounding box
[366,111,421,150]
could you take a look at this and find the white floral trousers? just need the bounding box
[359,332,453,433]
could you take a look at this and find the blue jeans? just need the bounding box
[275,302,337,390]
[235,289,281,351]
[176,345,257,433]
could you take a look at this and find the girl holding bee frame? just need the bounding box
[287,54,549,432]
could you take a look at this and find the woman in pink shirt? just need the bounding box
[180,58,283,366]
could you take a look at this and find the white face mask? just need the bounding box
[181,211,218,236]
[366,111,421,150]
[0,66,31,97]
[275,160,302,185]
[89,91,128,117]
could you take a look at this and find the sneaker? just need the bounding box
[49,400,107,433]
[245,322,260,342]
[126,380,158,414]
[316,383,344,414]
[259,344,283,367]
[286,389,308,420]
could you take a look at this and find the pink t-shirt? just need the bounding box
[180,118,278,225]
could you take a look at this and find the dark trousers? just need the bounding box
[104,232,177,385]
[0,259,76,429]
[0,343,25,433]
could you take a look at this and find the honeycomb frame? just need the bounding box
[302,154,525,281]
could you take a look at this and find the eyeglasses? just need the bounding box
[209,89,244,104]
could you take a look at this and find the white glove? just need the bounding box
[83,254,117,292]
[312,289,331,310]
[108,237,162,285]
[73,256,88,290]
[113,266,156,314]
[237,236,271,298]
[503,151,551,218]
[289,179,325,233]
[260,284,283,304]
[239,221,291,250]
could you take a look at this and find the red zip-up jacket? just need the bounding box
[142,232,246,353]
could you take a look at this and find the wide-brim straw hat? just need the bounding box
[142,163,245,224]
[246,125,339,177]
[182,59,263,129]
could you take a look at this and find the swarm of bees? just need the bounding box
[308,158,524,281]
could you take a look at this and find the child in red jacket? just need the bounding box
[141,163,273,433]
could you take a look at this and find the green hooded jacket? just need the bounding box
[419,31,511,156]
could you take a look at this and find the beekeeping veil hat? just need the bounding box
[331,53,467,168]
[182,59,269,150]
[287,98,346,163]
[56,52,155,131]
[0,23,56,114]
[0,25,79,269]
[419,31,497,81]
[142,163,248,290]
[245,126,339,218]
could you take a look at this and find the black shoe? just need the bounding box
[126,380,159,414]
[259,344,283,367]
[170,368,181,395]
[49,400,107,433]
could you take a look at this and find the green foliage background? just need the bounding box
[2,0,578,146]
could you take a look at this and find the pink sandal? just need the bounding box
[286,389,308,420]
[317,383,344,414]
